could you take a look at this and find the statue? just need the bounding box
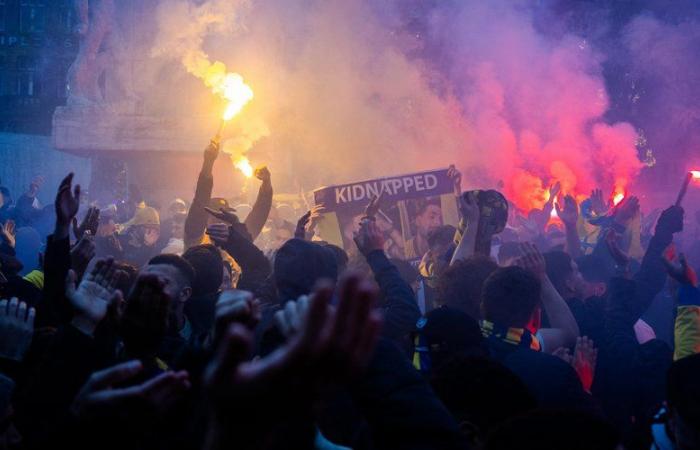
[66,0,135,107]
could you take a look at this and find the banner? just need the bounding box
[313,168,459,261]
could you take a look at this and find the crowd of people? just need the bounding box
[0,139,699,450]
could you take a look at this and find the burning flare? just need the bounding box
[691,170,700,179]
[191,60,254,121]
[612,192,625,206]
[233,156,254,178]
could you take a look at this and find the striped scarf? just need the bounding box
[480,320,541,352]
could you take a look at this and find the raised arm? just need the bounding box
[184,140,218,249]
[244,166,273,241]
[517,243,579,351]
[556,195,583,259]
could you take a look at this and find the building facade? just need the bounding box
[0,0,77,134]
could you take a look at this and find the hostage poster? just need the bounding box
[313,168,459,261]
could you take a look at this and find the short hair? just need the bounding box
[543,250,574,296]
[321,243,349,274]
[182,244,224,296]
[667,353,700,430]
[437,255,499,319]
[481,266,541,327]
[421,307,488,369]
[147,254,196,289]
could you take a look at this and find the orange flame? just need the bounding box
[613,192,625,206]
[233,156,253,178]
[200,62,254,121]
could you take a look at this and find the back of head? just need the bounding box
[543,250,573,297]
[485,410,619,450]
[182,244,224,297]
[437,255,498,319]
[420,307,488,370]
[481,266,540,328]
[322,243,349,274]
[431,356,535,441]
[274,239,338,301]
[147,253,196,291]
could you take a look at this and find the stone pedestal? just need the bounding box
[52,106,242,207]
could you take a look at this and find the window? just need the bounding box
[0,1,6,32]
[20,2,46,33]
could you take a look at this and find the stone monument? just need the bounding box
[52,0,234,206]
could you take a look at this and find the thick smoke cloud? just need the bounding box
[145,0,699,210]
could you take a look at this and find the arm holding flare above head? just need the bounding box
[184,140,218,250]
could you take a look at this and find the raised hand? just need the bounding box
[204,273,382,411]
[604,229,630,275]
[555,195,579,227]
[274,295,310,339]
[66,258,124,335]
[71,360,190,418]
[655,205,684,236]
[590,189,607,216]
[0,220,16,249]
[353,219,385,256]
[254,165,271,183]
[572,336,597,393]
[363,192,384,219]
[295,205,325,240]
[72,206,100,240]
[55,173,81,238]
[205,223,231,246]
[548,182,561,203]
[0,297,35,361]
[28,175,44,197]
[663,253,697,287]
[447,164,462,197]
[214,290,261,344]
[612,196,639,226]
[458,191,480,226]
[203,139,220,164]
[205,207,240,225]
[70,235,96,279]
[515,242,546,281]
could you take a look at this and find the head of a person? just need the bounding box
[543,250,593,300]
[207,198,230,226]
[414,198,442,239]
[431,356,536,447]
[127,207,160,246]
[322,243,349,275]
[437,255,499,319]
[273,239,338,302]
[142,254,195,322]
[420,307,488,370]
[168,198,187,217]
[497,241,522,267]
[481,266,541,328]
[182,244,224,297]
[666,354,700,450]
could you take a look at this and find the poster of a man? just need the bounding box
[402,197,443,260]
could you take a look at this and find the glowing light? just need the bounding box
[201,62,254,121]
[613,192,625,206]
[234,157,254,178]
[691,170,700,179]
